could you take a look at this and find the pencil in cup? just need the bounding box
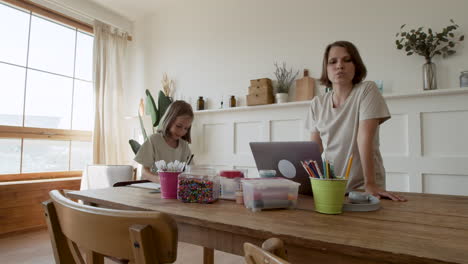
[345,155,353,180]
[301,161,317,178]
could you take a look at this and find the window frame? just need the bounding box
[0,0,94,182]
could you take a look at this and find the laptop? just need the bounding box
[249,141,322,195]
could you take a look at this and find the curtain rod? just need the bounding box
[23,0,133,41]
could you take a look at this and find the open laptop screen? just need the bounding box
[249,141,322,195]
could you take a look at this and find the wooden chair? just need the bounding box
[42,190,178,264]
[244,238,290,264]
[81,165,135,190]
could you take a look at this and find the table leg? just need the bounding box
[203,247,214,264]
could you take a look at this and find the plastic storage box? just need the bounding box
[241,178,300,212]
[219,170,245,200]
[177,171,220,203]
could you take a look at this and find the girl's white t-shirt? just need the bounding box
[305,81,390,192]
[134,133,191,171]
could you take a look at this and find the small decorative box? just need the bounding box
[250,78,272,87]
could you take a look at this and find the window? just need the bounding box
[0,0,94,181]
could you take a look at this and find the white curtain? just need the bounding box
[92,20,128,165]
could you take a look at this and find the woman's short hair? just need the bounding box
[319,40,367,88]
[157,100,194,143]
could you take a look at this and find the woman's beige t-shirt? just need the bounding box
[305,81,390,191]
[134,133,191,171]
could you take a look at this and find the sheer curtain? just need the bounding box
[92,20,128,165]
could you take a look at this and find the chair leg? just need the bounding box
[42,200,76,264]
[86,250,105,264]
[67,239,86,264]
[129,224,158,264]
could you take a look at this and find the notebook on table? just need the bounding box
[249,141,322,195]
[129,182,161,191]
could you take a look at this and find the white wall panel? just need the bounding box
[423,173,468,196]
[386,172,410,192]
[234,121,262,154]
[270,119,302,142]
[421,111,468,157]
[203,123,229,163]
[380,114,408,156]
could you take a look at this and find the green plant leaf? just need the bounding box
[447,50,456,55]
[406,52,413,56]
[450,19,454,24]
[129,139,141,155]
[460,35,465,41]
[156,90,173,127]
[145,89,159,127]
[138,112,148,141]
[400,24,406,29]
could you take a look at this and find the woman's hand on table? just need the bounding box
[365,183,407,202]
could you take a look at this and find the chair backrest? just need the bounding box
[244,239,291,264]
[43,190,178,264]
[83,165,135,190]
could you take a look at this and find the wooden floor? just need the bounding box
[0,229,243,264]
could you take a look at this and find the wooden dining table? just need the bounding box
[66,187,468,264]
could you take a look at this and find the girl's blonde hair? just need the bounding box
[157,100,194,143]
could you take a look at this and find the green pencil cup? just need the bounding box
[310,178,348,214]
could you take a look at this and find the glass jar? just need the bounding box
[230,95,236,107]
[460,71,468,88]
[197,96,205,110]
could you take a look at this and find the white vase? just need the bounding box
[275,93,288,103]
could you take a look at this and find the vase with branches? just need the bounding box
[274,62,299,103]
[395,19,464,90]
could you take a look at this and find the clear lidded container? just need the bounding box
[241,178,300,212]
[177,169,220,203]
[219,170,245,200]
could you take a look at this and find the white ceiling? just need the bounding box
[86,0,165,21]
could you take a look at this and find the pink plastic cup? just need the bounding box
[159,171,181,199]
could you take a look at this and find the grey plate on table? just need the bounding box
[343,192,381,212]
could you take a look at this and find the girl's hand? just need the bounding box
[365,183,407,202]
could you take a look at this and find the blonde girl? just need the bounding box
[134,100,193,182]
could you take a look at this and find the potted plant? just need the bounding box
[129,73,173,154]
[274,62,299,103]
[395,19,464,90]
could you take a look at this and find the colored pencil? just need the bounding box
[301,161,316,178]
[345,155,353,180]
[307,160,320,179]
[312,160,324,179]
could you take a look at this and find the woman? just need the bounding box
[306,40,406,201]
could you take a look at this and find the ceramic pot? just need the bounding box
[275,93,288,103]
